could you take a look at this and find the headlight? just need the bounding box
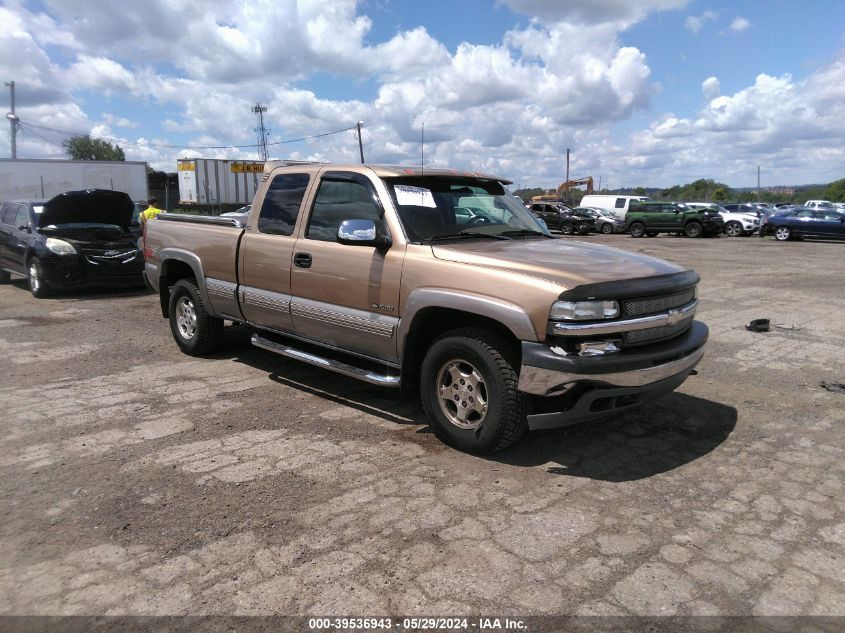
[550,300,619,321]
[45,238,77,255]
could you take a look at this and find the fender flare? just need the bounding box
[157,248,216,317]
[398,288,539,361]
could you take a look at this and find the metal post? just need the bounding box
[357,121,365,164]
[5,80,18,159]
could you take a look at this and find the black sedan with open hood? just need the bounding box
[0,189,144,298]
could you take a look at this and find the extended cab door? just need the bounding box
[289,170,403,363]
[238,172,313,332]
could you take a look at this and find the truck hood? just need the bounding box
[38,189,134,228]
[431,238,685,290]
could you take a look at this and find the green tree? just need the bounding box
[712,187,729,201]
[823,178,845,202]
[63,136,125,161]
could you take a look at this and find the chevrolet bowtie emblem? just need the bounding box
[666,308,683,327]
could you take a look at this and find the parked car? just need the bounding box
[573,207,623,234]
[685,202,759,237]
[528,202,595,234]
[804,200,835,210]
[579,195,649,222]
[625,201,724,238]
[0,189,144,297]
[762,207,845,241]
[145,162,708,454]
[722,203,763,218]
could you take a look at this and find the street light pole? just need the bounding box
[5,80,18,159]
[357,121,365,164]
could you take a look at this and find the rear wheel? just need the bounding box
[600,223,613,234]
[420,328,527,454]
[560,221,574,235]
[168,279,224,355]
[774,226,792,241]
[725,221,743,237]
[684,221,703,238]
[27,258,50,298]
[629,222,645,238]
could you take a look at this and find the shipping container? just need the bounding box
[0,159,149,203]
[177,158,264,206]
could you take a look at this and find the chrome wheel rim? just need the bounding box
[29,263,39,292]
[601,223,612,234]
[436,359,488,430]
[175,296,197,340]
[726,222,742,237]
[775,227,789,240]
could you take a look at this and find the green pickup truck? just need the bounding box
[625,201,724,238]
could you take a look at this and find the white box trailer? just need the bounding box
[177,158,264,206]
[0,159,149,203]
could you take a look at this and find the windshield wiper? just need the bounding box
[425,231,511,243]
[499,229,553,238]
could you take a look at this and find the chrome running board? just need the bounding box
[250,334,401,387]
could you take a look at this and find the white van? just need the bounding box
[580,195,649,221]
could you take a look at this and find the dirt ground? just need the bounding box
[0,233,843,629]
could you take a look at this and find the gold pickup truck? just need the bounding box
[143,162,707,453]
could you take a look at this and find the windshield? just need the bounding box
[385,176,550,243]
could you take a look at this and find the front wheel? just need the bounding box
[420,328,527,454]
[684,221,703,238]
[560,221,574,235]
[725,221,743,237]
[629,222,645,238]
[600,223,613,234]
[168,279,224,355]
[774,226,792,241]
[27,258,50,298]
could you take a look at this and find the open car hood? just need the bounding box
[38,189,135,228]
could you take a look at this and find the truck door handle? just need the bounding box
[294,252,312,268]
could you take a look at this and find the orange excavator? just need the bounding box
[531,176,594,202]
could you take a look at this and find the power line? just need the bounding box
[18,121,358,151]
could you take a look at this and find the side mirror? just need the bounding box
[337,219,391,248]
[18,224,31,233]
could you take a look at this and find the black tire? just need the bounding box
[600,223,613,234]
[560,221,574,235]
[645,231,659,238]
[27,258,50,298]
[684,221,703,238]
[629,222,645,238]
[168,279,224,355]
[725,221,743,237]
[0,269,10,284]
[774,226,792,241]
[420,328,527,454]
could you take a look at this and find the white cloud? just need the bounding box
[730,17,751,33]
[702,76,720,100]
[685,10,717,34]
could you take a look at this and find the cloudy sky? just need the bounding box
[2,0,844,189]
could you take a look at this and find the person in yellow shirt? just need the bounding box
[139,196,163,225]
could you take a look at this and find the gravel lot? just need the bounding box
[1,234,843,627]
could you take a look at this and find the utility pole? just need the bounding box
[251,104,269,161]
[5,80,19,159]
[757,165,761,202]
[356,121,365,164]
[565,148,570,204]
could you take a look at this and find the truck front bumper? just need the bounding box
[518,321,708,430]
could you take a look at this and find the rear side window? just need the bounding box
[257,173,310,235]
[14,205,30,227]
[615,198,626,209]
[0,203,15,224]
[306,173,383,242]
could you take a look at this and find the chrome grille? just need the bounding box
[623,316,693,346]
[83,249,138,265]
[623,288,695,317]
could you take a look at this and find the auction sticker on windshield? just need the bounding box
[394,185,436,208]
